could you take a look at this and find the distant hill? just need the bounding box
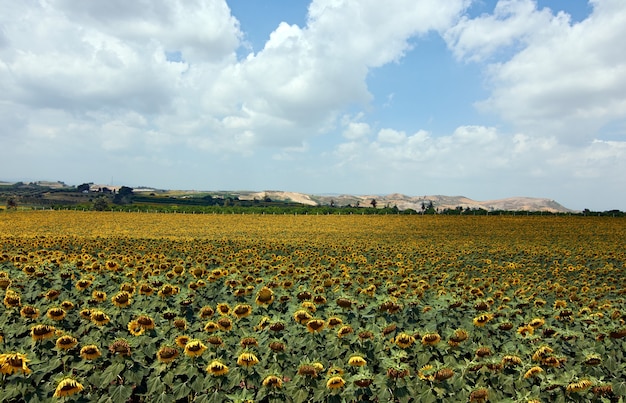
[0,180,574,212]
[235,191,573,213]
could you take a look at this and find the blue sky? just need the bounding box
[1,0,625,211]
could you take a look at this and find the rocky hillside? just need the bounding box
[250,191,573,213]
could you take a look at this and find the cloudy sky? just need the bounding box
[1,0,625,211]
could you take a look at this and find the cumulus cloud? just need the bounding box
[446,0,626,143]
[0,0,469,156]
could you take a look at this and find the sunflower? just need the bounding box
[156,346,179,364]
[240,337,258,348]
[3,290,21,308]
[46,307,66,321]
[517,325,534,337]
[434,368,454,382]
[394,333,415,349]
[418,365,435,381]
[255,287,274,305]
[348,355,367,367]
[421,333,441,346]
[293,309,313,324]
[312,362,325,373]
[237,352,259,367]
[532,346,553,362]
[502,355,523,367]
[128,320,145,336]
[583,354,602,366]
[566,379,593,393]
[301,301,317,313]
[56,335,78,350]
[255,316,271,331]
[31,324,56,341]
[217,317,233,331]
[53,378,84,398]
[469,388,488,403]
[92,290,107,302]
[297,365,318,377]
[528,318,545,328]
[204,321,220,333]
[337,325,354,338]
[184,340,207,357]
[207,336,223,346]
[306,319,325,333]
[233,304,253,319]
[473,314,493,327]
[108,339,131,356]
[336,298,353,309]
[262,375,283,388]
[0,353,31,375]
[269,341,286,352]
[199,306,215,319]
[175,335,191,348]
[449,329,469,344]
[136,315,155,330]
[20,305,40,319]
[44,289,61,300]
[217,303,230,316]
[80,345,101,360]
[111,291,132,308]
[475,347,492,358]
[326,376,346,389]
[523,366,544,379]
[327,317,343,328]
[60,300,75,310]
[269,322,286,332]
[207,360,229,376]
[173,318,187,330]
[138,283,154,296]
[90,310,110,326]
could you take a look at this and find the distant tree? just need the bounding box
[370,199,377,208]
[118,186,134,197]
[6,197,18,209]
[93,197,109,211]
[330,199,335,208]
[76,183,90,192]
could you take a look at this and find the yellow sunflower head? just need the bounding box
[207,360,229,376]
[79,345,101,360]
[255,287,274,305]
[306,319,325,333]
[326,376,346,390]
[262,375,283,388]
[20,305,40,319]
[90,310,110,326]
[0,353,31,375]
[184,340,207,357]
[55,335,78,350]
[233,304,253,319]
[31,324,56,341]
[237,352,259,367]
[348,355,367,367]
[156,346,179,364]
[53,378,84,398]
[46,307,66,321]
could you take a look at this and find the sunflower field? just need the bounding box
[0,211,625,402]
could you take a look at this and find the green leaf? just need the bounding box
[172,381,191,400]
[109,384,134,403]
[147,374,166,395]
[123,368,145,385]
[100,361,126,385]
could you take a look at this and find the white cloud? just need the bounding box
[0,0,470,156]
[446,0,626,143]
